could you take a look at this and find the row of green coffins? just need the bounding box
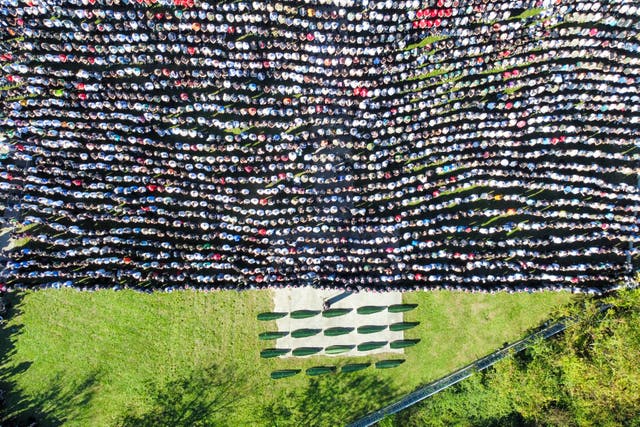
[257,304,418,321]
[260,339,420,358]
[259,322,419,340]
[271,360,405,379]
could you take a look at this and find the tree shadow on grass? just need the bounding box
[117,363,253,427]
[0,291,100,426]
[261,371,398,427]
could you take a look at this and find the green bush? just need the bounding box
[291,329,321,338]
[324,327,354,336]
[357,306,387,315]
[341,363,371,373]
[357,341,387,352]
[389,321,420,331]
[270,369,301,380]
[290,310,320,319]
[322,308,352,318]
[258,331,288,340]
[390,339,421,349]
[375,359,405,369]
[292,347,322,357]
[306,366,336,376]
[260,348,290,358]
[325,345,354,355]
[257,312,287,321]
[357,325,387,334]
[388,304,418,313]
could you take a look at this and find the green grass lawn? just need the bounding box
[0,289,573,426]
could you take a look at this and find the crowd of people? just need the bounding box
[0,0,639,292]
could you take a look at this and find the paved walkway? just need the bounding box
[273,287,405,357]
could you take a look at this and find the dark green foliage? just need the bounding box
[389,339,421,349]
[341,363,371,373]
[375,359,405,369]
[392,290,640,427]
[357,325,387,334]
[290,310,320,319]
[324,327,354,336]
[389,322,420,331]
[322,308,352,318]
[270,370,301,380]
[257,312,287,321]
[305,366,336,376]
[292,347,322,357]
[324,345,354,355]
[357,341,387,352]
[357,306,387,315]
[388,304,418,313]
[260,348,290,358]
[291,329,321,338]
[258,331,288,340]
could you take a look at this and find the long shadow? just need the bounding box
[117,363,254,427]
[0,291,101,426]
[261,372,398,427]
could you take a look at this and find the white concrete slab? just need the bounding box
[273,287,405,358]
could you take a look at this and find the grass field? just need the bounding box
[0,289,574,426]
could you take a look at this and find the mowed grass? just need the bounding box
[0,289,573,426]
